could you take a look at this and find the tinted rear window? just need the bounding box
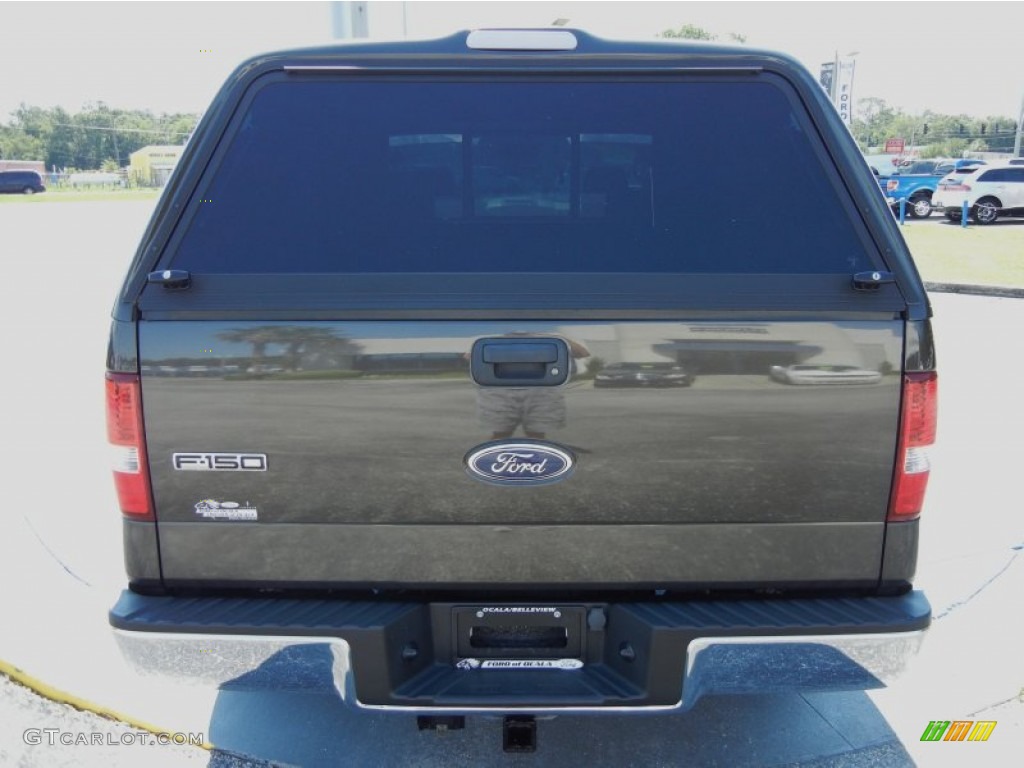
[901,161,938,174]
[981,168,1024,183]
[1,172,39,182]
[171,77,872,274]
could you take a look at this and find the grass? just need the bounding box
[899,221,1024,289]
[0,187,161,203]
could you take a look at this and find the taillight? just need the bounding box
[106,372,153,519]
[941,183,971,192]
[886,180,899,191]
[889,372,938,520]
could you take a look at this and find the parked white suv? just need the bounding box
[933,163,1024,224]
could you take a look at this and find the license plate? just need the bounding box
[453,605,585,664]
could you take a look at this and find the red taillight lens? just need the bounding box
[942,184,971,192]
[106,372,153,518]
[886,180,899,191]
[889,372,938,520]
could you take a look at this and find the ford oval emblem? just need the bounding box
[464,441,575,486]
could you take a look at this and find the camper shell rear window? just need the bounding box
[168,75,872,275]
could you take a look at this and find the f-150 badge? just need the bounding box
[174,453,267,471]
[464,441,574,486]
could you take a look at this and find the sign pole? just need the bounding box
[1014,91,1023,158]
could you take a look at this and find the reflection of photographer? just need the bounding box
[474,337,589,440]
[478,388,564,440]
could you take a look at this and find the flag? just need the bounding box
[819,62,835,98]
[835,60,856,127]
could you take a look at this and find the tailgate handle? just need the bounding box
[482,343,558,364]
[471,338,570,387]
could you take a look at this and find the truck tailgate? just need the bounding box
[140,317,902,588]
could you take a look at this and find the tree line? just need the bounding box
[0,103,199,171]
[660,25,1019,158]
[1,92,1017,173]
[853,97,1019,157]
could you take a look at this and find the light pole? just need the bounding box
[830,50,839,101]
[331,1,368,39]
[1014,91,1023,158]
[846,51,859,124]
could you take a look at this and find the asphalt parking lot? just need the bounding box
[1,201,1021,767]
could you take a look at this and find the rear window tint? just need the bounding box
[981,168,1024,183]
[979,170,1002,182]
[170,78,871,274]
[901,161,937,174]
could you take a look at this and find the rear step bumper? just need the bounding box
[110,591,930,712]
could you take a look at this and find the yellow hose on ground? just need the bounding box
[0,657,215,751]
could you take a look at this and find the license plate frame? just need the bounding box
[453,605,585,661]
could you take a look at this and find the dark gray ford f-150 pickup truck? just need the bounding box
[107,30,936,733]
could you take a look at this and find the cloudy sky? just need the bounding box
[1,1,1022,120]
